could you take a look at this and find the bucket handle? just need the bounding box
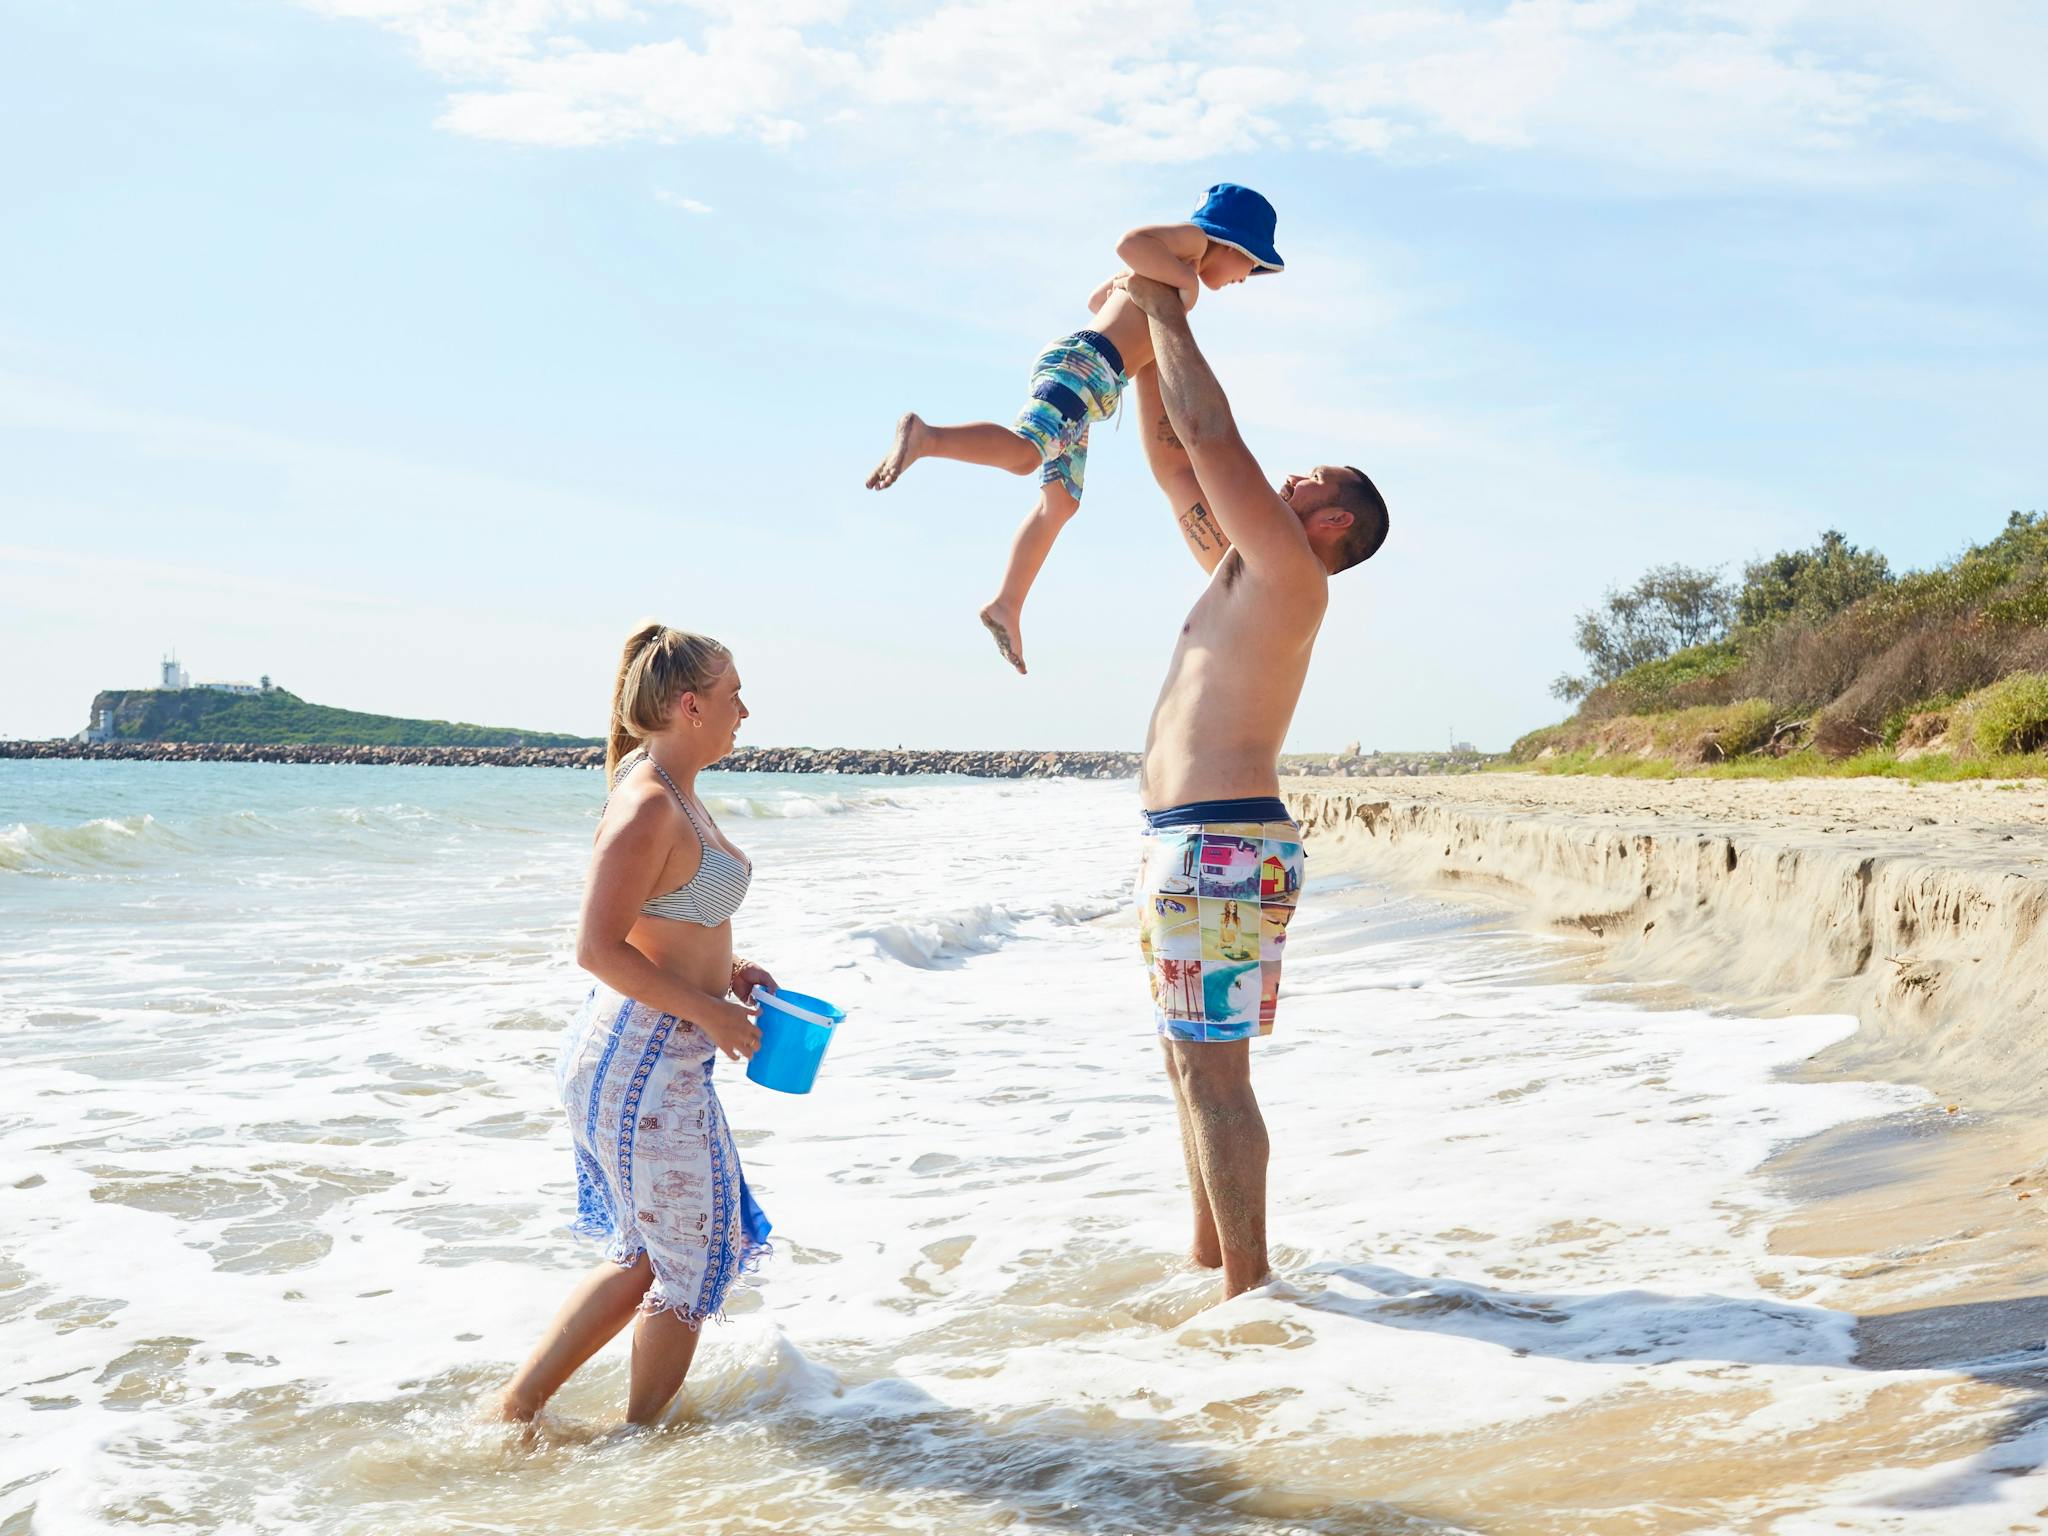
[759,992,841,1029]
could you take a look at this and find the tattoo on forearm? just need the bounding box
[1179,500,1218,551]
[1156,413,1183,451]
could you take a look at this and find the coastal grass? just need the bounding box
[1949,670,2048,757]
[1497,747,2048,783]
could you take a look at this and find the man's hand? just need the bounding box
[1116,272,1189,320]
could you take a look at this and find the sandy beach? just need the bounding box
[1283,771,2048,1102]
[10,760,2048,1531]
[1289,769,2048,1523]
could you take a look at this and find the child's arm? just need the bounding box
[1114,223,1210,309]
[1086,270,1128,314]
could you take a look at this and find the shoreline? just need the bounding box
[0,740,1489,778]
[1284,770,2048,1403]
[0,741,1140,776]
[1281,771,2048,1109]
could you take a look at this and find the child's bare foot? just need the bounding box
[866,413,926,490]
[978,602,1026,675]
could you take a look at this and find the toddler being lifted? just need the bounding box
[864,183,1284,673]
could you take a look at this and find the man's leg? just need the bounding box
[1160,1039,1224,1269]
[1164,1038,1269,1297]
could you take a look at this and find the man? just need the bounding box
[1122,273,1390,1299]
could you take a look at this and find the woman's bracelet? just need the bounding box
[729,957,753,994]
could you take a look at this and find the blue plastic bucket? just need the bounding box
[745,989,846,1095]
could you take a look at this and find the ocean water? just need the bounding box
[1,761,2040,1534]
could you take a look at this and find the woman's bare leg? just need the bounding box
[978,480,1080,674]
[625,1307,705,1426]
[868,413,1039,489]
[497,1255,654,1421]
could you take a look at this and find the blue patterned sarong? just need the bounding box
[556,984,772,1325]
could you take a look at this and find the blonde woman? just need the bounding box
[499,623,779,1427]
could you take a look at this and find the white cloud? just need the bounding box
[307,0,2005,179]
[656,190,713,213]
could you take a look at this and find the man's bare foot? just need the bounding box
[1189,1245,1223,1271]
[1221,1267,1273,1302]
[978,602,1026,674]
[866,413,926,490]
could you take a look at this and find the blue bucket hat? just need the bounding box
[1189,182,1283,275]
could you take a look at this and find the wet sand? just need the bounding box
[1289,771,2048,1527]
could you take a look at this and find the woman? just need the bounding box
[498,623,778,1426]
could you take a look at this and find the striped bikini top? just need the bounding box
[608,750,751,927]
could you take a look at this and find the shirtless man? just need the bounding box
[1122,273,1390,1299]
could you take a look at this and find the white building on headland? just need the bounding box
[158,652,274,696]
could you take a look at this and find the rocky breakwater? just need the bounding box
[1283,772,2048,1109]
[1283,747,1496,778]
[1,739,1144,778]
[0,740,607,768]
[713,746,1141,778]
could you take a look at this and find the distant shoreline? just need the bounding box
[0,740,1141,777]
[0,740,1490,779]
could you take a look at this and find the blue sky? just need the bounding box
[3,1,2044,750]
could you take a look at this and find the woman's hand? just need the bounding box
[731,963,779,1006]
[702,997,763,1061]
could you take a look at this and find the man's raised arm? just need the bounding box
[1122,276,1323,584]
[1132,364,1231,575]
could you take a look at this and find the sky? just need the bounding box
[2,1,2044,751]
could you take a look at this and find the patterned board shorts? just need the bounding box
[1009,328,1126,502]
[1137,812,1306,1043]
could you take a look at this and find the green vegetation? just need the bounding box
[1518,512,2048,777]
[1551,564,1733,703]
[1734,529,1892,630]
[91,688,597,748]
[1949,671,2048,757]
[1504,748,2048,783]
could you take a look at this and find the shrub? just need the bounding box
[1821,624,2011,735]
[1892,708,1952,750]
[1552,564,1735,702]
[1983,571,2048,629]
[1811,712,1882,759]
[1951,671,2048,757]
[1736,530,1892,630]
[1671,698,1777,763]
[1576,640,1744,720]
[1730,618,1873,714]
[1509,723,1579,762]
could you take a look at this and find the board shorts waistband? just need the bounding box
[1141,796,1291,831]
[1071,328,1124,378]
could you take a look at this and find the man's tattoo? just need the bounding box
[1179,500,1218,551]
[1156,413,1183,451]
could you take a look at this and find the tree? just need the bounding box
[1552,563,1734,702]
[1736,529,1892,630]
